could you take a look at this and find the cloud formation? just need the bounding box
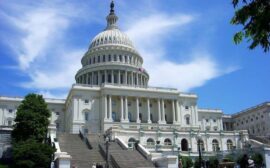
[124,13,238,91]
[0,0,238,98]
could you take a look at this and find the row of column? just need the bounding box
[77,70,148,87]
[103,95,182,124]
[85,54,142,67]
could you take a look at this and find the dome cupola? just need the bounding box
[75,1,149,87]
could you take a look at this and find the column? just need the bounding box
[162,99,166,123]
[91,72,94,85]
[120,97,124,122]
[125,71,128,85]
[220,118,224,131]
[131,72,134,86]
[86,73,89,84]
[172,100,176,124]
[97,71,100,85]
[136,73,139,86]
[118,70,121,84]
[108,95,112,121]
[104,95,108,120]
[158,99,161,123]
[175,100,180,124]
[124,97,129,122]
[147,98,151,123]
[104,70,107,84]
[140,74,142,86]
[136,97,140,123]
[111,70,114,84]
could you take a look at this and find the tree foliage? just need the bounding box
[11,94,55,168]
[12,94,51,143]
[12,139,55,168]
[251,153,264,166]
[231,0,270,52]
[180,156,193,168]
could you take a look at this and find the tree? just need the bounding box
[209,156,219,168]
[251,153,264,167]
[231,0,270,52]
[11,94,55,168]
[12,139,55,168]
[12,94,51,143]
[180,156,193,168]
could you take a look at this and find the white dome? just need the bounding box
[89,28,134,49]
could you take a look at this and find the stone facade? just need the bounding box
[0,2,248,156]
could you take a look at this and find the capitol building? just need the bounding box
[0,1,249,167]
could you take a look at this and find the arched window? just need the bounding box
[128,138,136,148]
[164,138,172,146]
[197,139,204,152]
[185,115,190,125]
[147,138,155,146]
[227,139,233,151]
[212,139,219,152]
[181,139,188,151]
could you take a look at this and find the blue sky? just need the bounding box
[0,0,269,114]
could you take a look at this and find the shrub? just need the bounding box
[251,153,263,167]
[180,156,193,168]
[209,156,219,168]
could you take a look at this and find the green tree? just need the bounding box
[251,153,264,167]
[209,156,219,168]
[12,94,51,143]
[180,156,193,168]
[12,139,55,168]
[231,0,270,52]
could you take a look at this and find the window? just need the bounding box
[55,112,60,115]
[119,55,122,62]
[103,55,106,62]
[150,104,152,108]
[214,127,217,131]
[93,57,96,63]
[212,139,219,152]
[112,101,116,106]
[246,120,248,123]
[164,104,166,108]
[227,139,233,151]
[261,115,264,118]
[206,119,209,122]
[213,119,216,122]
[128,102,131,106]
[164,138,172,146]
[108,55,111,61]
[256,117,258,120]
[85,99,89,104]
[251,118,253,121]
[85,113,88,121]
[89,58,92,64]
[8,109,13,113]
[186,117,190,125]
[114,55,117,61]
[139,103,142,107]
[185,106,189,110]
[147,138,155,146]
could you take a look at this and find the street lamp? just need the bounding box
[196,131,202,168]
[105,136,109,168]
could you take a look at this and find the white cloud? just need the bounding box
[38,90,67,99]
[124,13,238,91]
[0,0,239,98]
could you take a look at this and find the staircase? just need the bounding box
[250,135,270,146]
[100,141,155,168]
[58,134,106,168]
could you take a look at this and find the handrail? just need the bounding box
[115,137,128,150]
[137,144,151,160]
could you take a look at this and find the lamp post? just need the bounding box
[196,131,202,168]
[105,136,109,168]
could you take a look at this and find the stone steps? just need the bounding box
[100,141,155,168]
[58,134,106,168]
